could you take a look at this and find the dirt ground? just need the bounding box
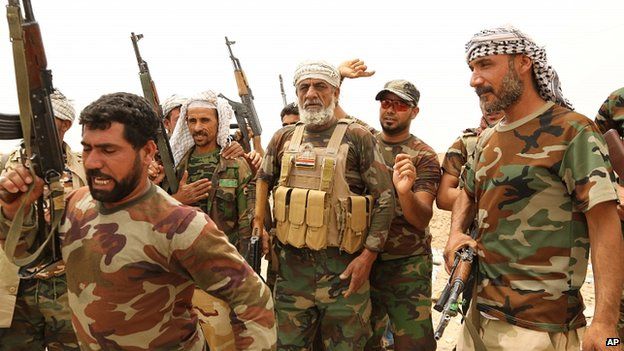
[429,204,596,350]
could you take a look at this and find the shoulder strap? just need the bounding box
[320,119,352,192]
[206,156,226,214]
[287,123,306,153]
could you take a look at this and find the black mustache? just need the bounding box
[86,169,111,179]
[192,131,208,137]
[475,86,494,96]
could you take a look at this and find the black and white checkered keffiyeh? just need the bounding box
[465,26,572,109]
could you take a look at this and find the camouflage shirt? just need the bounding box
[258,119,395,252]
[441,128,478,178]
[595,87,624,136]
[0,184,276,350]
[177,147,255,249]
[463,102,618,333]
[376,133,440,260]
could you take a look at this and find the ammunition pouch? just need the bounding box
[273,185,373,253]
[339,195,374,254]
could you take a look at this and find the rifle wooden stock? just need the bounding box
[234,71,249,96]
[604,129,624,178]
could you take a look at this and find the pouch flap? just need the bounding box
[289,188,309,225]
[274,186,291,222]
[306,190,326,227]
[349,196,368,232]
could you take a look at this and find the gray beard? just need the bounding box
[300,100,336,127]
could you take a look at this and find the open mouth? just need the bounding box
[92,176,112,186]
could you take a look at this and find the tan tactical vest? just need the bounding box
[273,119,373,254]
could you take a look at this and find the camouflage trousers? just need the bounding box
[0,274,78,351]
[365,254,436,351]
[192,289,236,351]
[274,243,372,351]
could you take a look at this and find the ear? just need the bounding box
[410,106,420,120]
[333,86,340,99]
[60,120,72,134]
[142,140,158,165]
[517,55,533,75]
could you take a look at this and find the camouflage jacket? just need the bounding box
[176,147,255,250]
[441,128,478,178]
[463,102,618,333]
[259,118,395,252]
[0,143,86,327]
[0,184,276,350]
[376,133,440,260]
[595,87,624,136]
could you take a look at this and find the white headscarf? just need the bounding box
[161,94,187,119]
[465,25,572,109]
[50,89,75,122]
[169,90,234,166]
[293,60,341,88]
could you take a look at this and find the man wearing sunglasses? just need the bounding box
[364,80,440,350]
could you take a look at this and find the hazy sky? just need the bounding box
[1,0,623,153]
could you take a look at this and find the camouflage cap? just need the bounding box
[375,80,420,105]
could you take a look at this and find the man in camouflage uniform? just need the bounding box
[595,87,624,137]
[446,26,623,351]
[164,90,257,350]
[0,90,84,351]
[437,104,504,210]
[363,80,440,351]
[254,60,395,350]
[594,87,624,340]
[0,92,276,350]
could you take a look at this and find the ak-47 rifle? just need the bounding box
[433,228,478,340]
[279,74,287,107]
[221,36,262,153]
[2,0,65,271]
[130,32,178,194]
[604,129,624,178]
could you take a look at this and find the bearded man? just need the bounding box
[254,60,395,350]
[0,92,275,350]
[445,26,623,351]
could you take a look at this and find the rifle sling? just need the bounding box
[206,158,225,215]
[4,176,64,268]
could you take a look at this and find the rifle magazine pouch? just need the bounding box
[340,196,368,254]
[274,186,291,245]
[305,190,328,250]
[286,188,308,248]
